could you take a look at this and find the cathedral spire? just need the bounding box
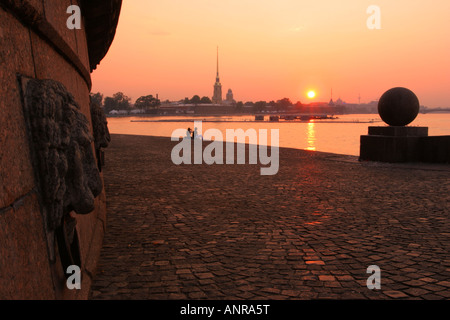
[216,46,220,81]
[212,46,222,104]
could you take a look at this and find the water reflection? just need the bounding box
[106,114,450,156]
[306,121,316,151]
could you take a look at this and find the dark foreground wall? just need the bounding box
[0,0,120,299]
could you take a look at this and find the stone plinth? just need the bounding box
[360,126,450,164]
[368,126,428,137]
[419,136,450,163]
[360,126,428,163]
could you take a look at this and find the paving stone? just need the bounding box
[384,291,410,299]
[319,275,336,281]
[89,135,450,300]
[437,281,450,288]
[305,261,325,266]
[404,288,430,297]
[168,293,187,299]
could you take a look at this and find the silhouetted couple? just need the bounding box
[186,127,201,140]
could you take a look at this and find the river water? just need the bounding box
[106,113,450,156]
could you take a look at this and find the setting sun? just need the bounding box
[307,91,316,99]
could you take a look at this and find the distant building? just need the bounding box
[212,47,222,104]
[226,89,234,101]
[223,88,236,106]
[343,101,378,114]
[130,109,145,114]
[335,98,345,106]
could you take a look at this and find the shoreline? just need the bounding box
[106,113,380,120]
[129,119,382,124]
[104,133,450,172]
[105,111,450,119]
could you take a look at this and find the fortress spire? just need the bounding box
[212,46,222,104]
[216,46,220,81]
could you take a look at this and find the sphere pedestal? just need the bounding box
[360,126,428,163]
[359,88,450,163]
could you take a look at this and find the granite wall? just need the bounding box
[0,0,109,299]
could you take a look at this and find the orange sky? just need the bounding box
[91,0,450,107]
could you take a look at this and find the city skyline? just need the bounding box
[91,0,450,108]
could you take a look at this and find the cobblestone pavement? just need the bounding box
[90,134,450,300]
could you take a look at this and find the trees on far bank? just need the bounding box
[200,96,212,104]
[103,92,131,113]
[90,90,299,115]
[135,95,161,110]
[91,92,160,114]
[183,95,213,104]
[253,101,267,113]
[277,98,293,110]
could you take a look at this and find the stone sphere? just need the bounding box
[378,87,420,126]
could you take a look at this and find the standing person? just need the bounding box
[193,127,198,139]
[186,127,192,139]
[193,127,203,140]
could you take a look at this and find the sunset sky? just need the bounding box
[91,0,450,108]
